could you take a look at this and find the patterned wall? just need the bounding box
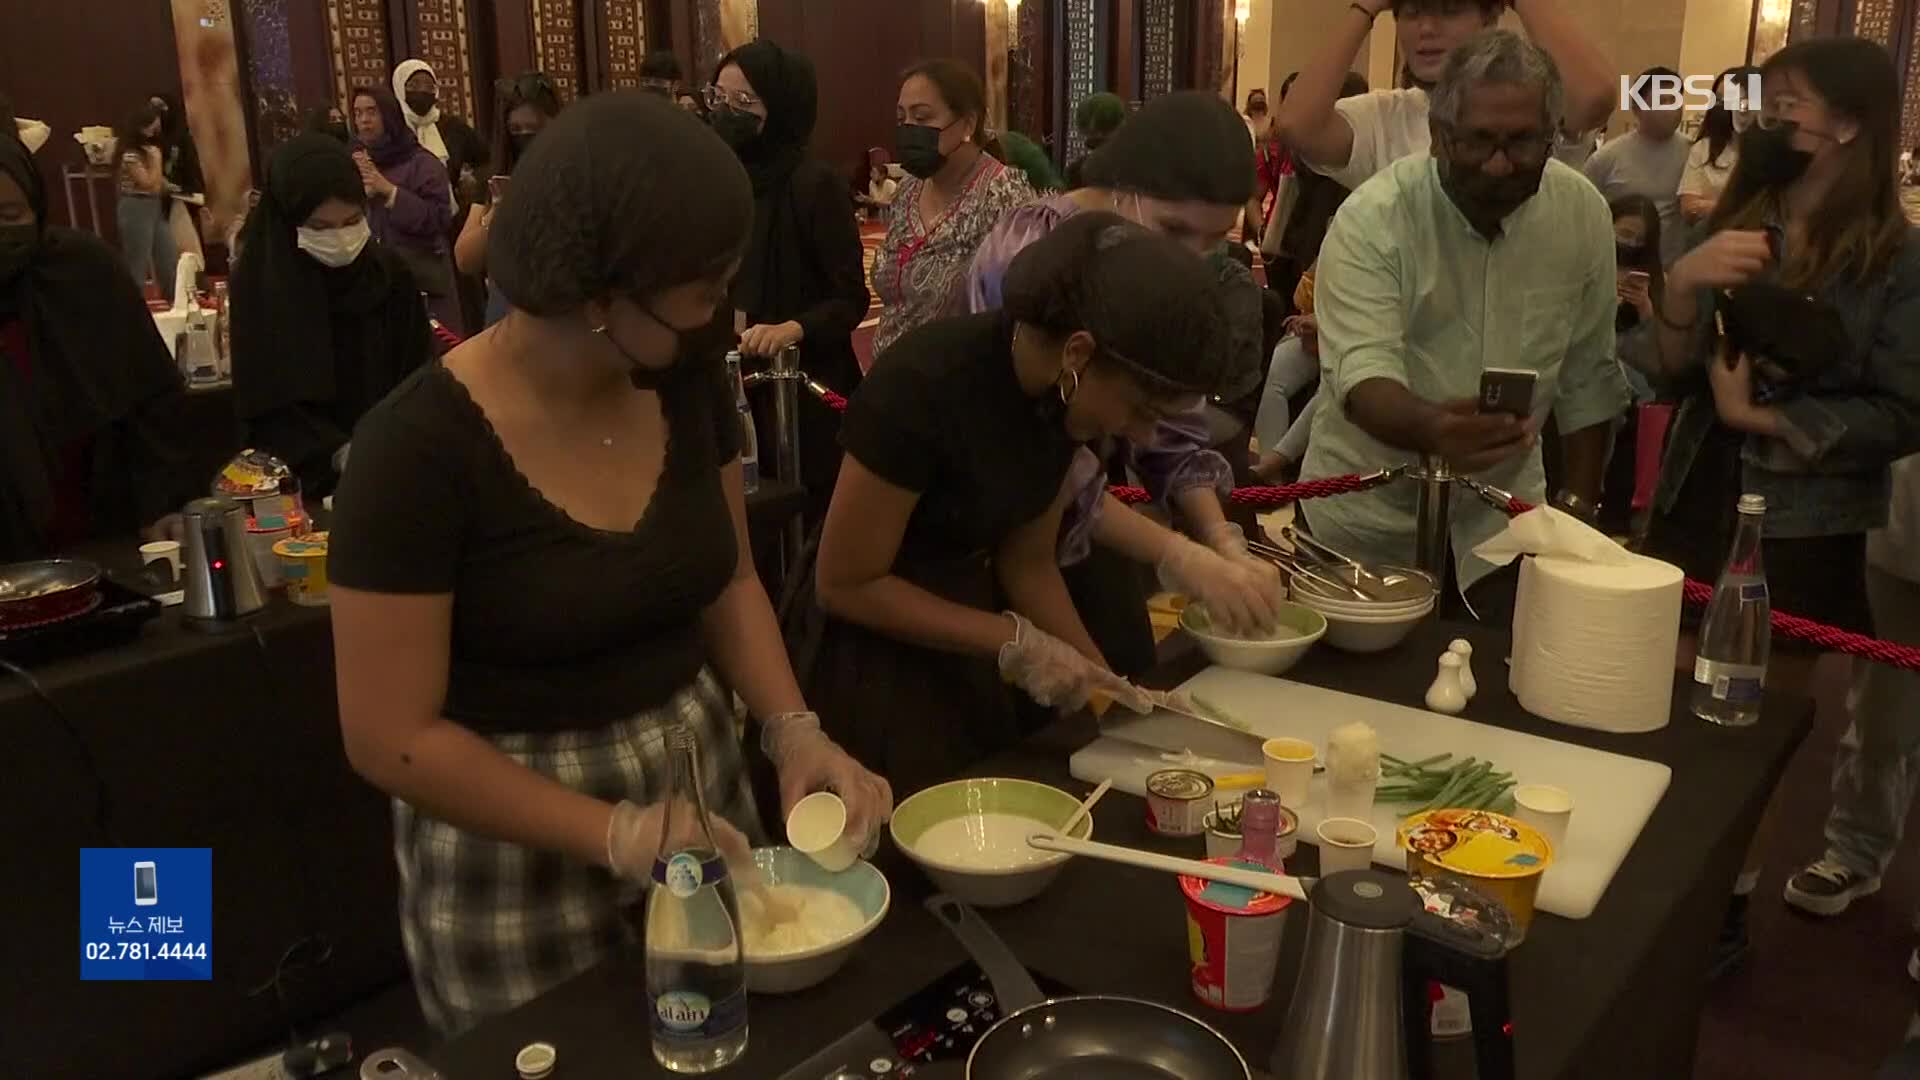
[327,0,392,106]
[1791,0,1821,38]
[1904,15,1920,156]
[532,0,585,101]
[600,0,648,91]
[1141,0,1177,101]
[1008,0,1046,146]
[1063,0,1098,162]
[240,0,303,154]
[411,0,477,122]
[1853,0,1898,44]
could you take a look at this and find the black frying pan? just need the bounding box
[925,896,1251,1080]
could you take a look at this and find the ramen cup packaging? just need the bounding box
[1181,856,1292,1012]
[1146,769,1214,837]
[248,520,295,588]
[274,532,331,607]
[1398,809,1552,942]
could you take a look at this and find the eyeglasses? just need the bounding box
[1436,122,1553,167]
[703,85,761,112]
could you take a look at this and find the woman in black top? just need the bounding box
[707,40,870,515]
[229,134,430,499]
[795,213,1229,792]
[328,94,890,1034]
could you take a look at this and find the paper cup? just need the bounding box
[787,791,857,872]
[273,533,331,607]
[1180,856,1292,1012]
[1261,738,1315,810]
[139,540,183,580]
[1315,817,1377,876]
[1512,784,1574,856]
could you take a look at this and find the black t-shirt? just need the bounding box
[840,312,1077,565]
[328,359,740,733]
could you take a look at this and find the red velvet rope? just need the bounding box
[805,379,1920,670]
[428,319,463,352]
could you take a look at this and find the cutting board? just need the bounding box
[1069,667,1672,919]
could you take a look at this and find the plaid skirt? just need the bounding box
[394,668,764,1035]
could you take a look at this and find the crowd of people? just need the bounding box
[5,3,1920,1052]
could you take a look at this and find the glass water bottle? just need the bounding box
[1691,494,1771,727]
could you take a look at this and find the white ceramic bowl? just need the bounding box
[1179,600,1327,675]
[1304,599,1436,653]
[1291,592,1433,618]
[890,778,1092,907]
[741,847,890,994]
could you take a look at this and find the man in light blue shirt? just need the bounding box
[1300,30,1630,613]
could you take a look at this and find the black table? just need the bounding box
[432,620,1813,1079]
[0,481,811,1080]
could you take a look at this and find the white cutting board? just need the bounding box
[1069,667,1672,919]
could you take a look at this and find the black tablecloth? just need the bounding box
[431,620,1813,1080]
[0,482,811,1080]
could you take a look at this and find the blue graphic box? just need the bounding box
[80,848,213,980]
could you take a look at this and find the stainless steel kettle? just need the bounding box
[1273,869,1516,1080]
[181,496,267,621]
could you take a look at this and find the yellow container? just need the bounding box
[1397,809,1552,942]
[273,532,330,607]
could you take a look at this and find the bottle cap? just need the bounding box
[1737,493,1766,514]
[515,1041,557,1079]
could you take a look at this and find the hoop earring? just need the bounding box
[1057,366,1080,406]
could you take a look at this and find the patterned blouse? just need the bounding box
[871,155,1034,361]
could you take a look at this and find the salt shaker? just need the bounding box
[1426,653,1469,715]
[1449,638,1477,700]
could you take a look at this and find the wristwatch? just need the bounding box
[1551,491,1600,524]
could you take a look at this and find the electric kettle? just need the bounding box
[1273,869,1517,1080]
[181,496,268,622]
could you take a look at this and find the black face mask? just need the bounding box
[405,91,437,117]
[709,108,763,152]
[509,132,536,160]
[1616,242,1650,267]
[0,223,37,286]
[602,305,728,391]
[1437,153,1546,232]
[1740,122,1816,188]
[324,121,350,143]
[895,122,951,179]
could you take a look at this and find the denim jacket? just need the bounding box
[1655,226,1920,539]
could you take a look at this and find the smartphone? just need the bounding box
[134,861,158,906]
[1478,367,1538,419]
[487,174,510,203]
[1625,270,1651,289]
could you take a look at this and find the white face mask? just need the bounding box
[296,221,371,268]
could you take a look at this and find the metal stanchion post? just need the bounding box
[1409,454,1454,581]
[768,346,806,577]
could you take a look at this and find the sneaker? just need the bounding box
[1784,859,1882,916]
[1709,893,1751,981]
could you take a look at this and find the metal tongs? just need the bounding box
[1281,527,1423,599]
[1246,538,1373,601]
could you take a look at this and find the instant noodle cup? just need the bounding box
[1397,809,1551,944]
[1180,856,1292,1012]
[273,532,331,607]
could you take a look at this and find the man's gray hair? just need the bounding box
[1428,29,1565,134]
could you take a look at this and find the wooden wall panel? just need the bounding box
[494,0,536,82]
[531,0,588,100]
[406,0,480,121]
[328,0,394,101]
[600,0,651,90]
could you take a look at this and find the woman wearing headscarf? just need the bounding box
[0,136,193,562]
[229,134,431,500]
[707,39,869,516]
[453,72,563,329]
[349,87,458,332]
[148,92,205,261]
[393,60,489,333]
[327,93,888,1034]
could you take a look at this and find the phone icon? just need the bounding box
[134,861,158,906]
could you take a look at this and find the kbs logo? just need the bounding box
[1621,73,1763,112]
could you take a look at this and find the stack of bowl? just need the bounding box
[1289,564,1437,653]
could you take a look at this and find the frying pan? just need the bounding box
[925,895,1251,1080]
[0,559,102,629]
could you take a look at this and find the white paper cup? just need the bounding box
[787,791,857,872]
[139,540,183,579]
[1316,817,1378,876]
[1262,737,1315,810]
[1512,784,1573,857]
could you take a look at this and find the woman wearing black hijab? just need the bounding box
[0,136,192,561]
[229,135,430,500]
[708,40,869,514]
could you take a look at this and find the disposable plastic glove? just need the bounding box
[761,711,894,854]
[606,797,753,883]
[1159,531,1280,635]
[997,612,1153,714]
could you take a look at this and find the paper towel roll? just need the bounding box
[1510,553,1683,734]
